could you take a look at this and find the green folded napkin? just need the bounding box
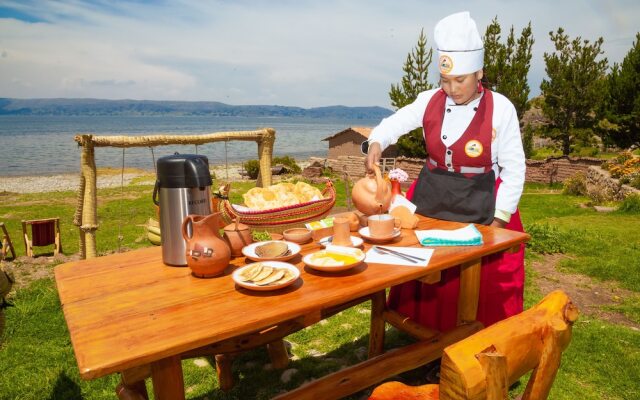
[415,224,483,246]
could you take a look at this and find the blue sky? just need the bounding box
[0,0,638,108]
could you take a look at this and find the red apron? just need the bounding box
[387,89,525,331]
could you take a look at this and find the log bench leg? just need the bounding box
[268,339,290,369]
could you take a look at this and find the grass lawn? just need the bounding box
[1,180,639,399]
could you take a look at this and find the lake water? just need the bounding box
[0,115,381,176]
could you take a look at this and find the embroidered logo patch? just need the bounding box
[439,55,453,74]
[464,140,483,158]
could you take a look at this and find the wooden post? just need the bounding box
[257,128,275,188]
[78,135,98,258]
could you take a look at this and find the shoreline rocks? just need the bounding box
[0,161,310,194]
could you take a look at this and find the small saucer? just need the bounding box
[358,227,401,243]
[318,235,364,248]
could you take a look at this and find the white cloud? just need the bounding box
[0,0,638,107]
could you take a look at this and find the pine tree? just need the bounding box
[389,29,434,158]
[540,28,608,155]
[483,17,534,120]
[603,33,640,149]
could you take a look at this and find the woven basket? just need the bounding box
[217,180,336,234]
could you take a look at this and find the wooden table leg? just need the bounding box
[457,258,482,325]
[368,290,386,358]
[215,354,235,392]
[151,355,185,400]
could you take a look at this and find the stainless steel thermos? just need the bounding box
[153,153,213,266]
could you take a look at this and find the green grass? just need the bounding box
[1,182,640,399]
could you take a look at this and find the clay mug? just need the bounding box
[181,212,231,278]
[223,218,253,257]
[367,214,401,237]
[332,217,352,246]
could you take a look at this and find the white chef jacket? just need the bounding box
[368,89,525,222]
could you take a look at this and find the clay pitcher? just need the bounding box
[351,164,393,215]
[181,212,231,278]
[223,218,253,257]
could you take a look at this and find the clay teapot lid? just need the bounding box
[224,218,249,232]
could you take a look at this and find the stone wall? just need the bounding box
[585,166,640,201]
[525,156,603,185]
[312,155,604,185]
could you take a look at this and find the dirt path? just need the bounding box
[529,254,639,330]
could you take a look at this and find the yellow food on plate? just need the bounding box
[309,250,362,266]
[243,182,324,210]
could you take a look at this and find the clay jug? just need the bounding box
[351,164,393,215]
[223,218,253,257]
[181,212,231,278]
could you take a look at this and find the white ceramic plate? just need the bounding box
[318,235,364,248]
[358,227,401,244]
[303,245,365,272]
[242,240,301,262]
[233,261,300,291]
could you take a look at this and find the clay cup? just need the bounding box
[331,217,352,246]
[367,214,401,237]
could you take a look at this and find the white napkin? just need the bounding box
[389,194,417,213]
[415,224,483,246]
[364,246,433,267]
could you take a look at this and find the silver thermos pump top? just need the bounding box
[153,153,213,266]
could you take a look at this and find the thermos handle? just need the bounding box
[152,180,160,206]
[181,215,194,241]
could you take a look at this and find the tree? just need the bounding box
[540,28,608,155]
[389,29,434,158]
[483,17,534,120]
[602,33,640,149]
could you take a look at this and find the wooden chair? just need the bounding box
[1,222,16,261]
[21,218,62,257]
[369,290,579,400]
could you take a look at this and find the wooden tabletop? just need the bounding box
[55,217,528,381]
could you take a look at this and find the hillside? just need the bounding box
[0,98,393,119]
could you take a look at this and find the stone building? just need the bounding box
[322,127,398,159]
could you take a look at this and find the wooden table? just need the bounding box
[55,216,528,399]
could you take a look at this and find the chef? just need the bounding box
[365,11,526,332]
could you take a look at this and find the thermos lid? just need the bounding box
[156,153,213,188]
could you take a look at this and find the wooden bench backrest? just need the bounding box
[439,290,579,400]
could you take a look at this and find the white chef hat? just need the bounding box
[434,11,484,75]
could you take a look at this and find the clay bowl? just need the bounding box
[283,228,312,244]
[269,233,284,241]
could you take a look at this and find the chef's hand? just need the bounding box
[365,142,382,174]
[490,218,507,229]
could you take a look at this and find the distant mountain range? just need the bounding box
[0,98,393,119]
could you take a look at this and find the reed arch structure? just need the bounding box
[74,128,275,259]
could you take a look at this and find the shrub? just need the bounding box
[562,172,587,196]
[243,159,260,179]
[524,222,581,254]
[618,194,640,213]
[602,151,639,179]
[273,156,301,174]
